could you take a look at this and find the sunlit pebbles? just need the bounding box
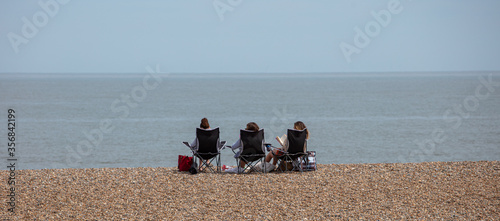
[1,161,498,219]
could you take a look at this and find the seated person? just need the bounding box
[265,121,310,167]
[225,122,262,173]
[189,117,211,146]
[189,117,211,168]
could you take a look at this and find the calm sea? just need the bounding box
[1,72,499,170]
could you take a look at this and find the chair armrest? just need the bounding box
[226,145,240,154]
[219,141,227,150]
[183,141,196,151]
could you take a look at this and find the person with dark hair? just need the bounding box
[245,122,259,131]
[225,122,263,173]
[191,118,211,147]
[200,118,210,129]
[264,121,310,167]
[189,118,212,169]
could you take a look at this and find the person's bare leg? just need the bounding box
[198,158,203,171]
[271,149,280,166]
[266,149,280,165]
[265,152,273,163]
[272,155,278,166]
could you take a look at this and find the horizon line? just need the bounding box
[1,70,499,75]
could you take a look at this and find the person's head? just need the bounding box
[294,121,309,139]
[200,118,210,129]
[245,122,259,131]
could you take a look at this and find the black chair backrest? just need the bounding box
[240,129,265,158]
[196,127,220,159]
[287,129,307,154]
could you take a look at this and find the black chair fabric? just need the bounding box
[196,127,220,160]
[236,129,266,173]
[277,129,308,172]
[185,127,225,173]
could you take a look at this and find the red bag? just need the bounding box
[178,155,193,171]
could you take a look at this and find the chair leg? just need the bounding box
[236,157,266,174]
[196,155,219,173]
[293,157,302,172]
[235,158,241,174]
[244,159,263,173]
[297,156,304,172]
[241,158,250,173]
[299,155,307,172]
[217,154,221,173]
[278,155,296,173]
[198,158,209,172]
[283,156,291,173]
[276,158,283,172]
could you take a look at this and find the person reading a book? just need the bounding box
[224,122,261,173]
[265,121,310,167]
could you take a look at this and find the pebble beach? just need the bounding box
[1,161,498,220]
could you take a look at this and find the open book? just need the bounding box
[275,134,287,147]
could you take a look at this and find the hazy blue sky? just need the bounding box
[1,0,499,74]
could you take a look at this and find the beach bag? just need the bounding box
[178,155,193,171]
[189,160,198,174]
[300,151,317,171]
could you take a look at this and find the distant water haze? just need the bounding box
[1,72,499,170]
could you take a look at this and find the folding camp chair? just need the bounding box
[183,127,226,173]
[230,129,267,174]
[273,128,308,172]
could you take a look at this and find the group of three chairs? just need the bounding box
[182,127,309,174]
